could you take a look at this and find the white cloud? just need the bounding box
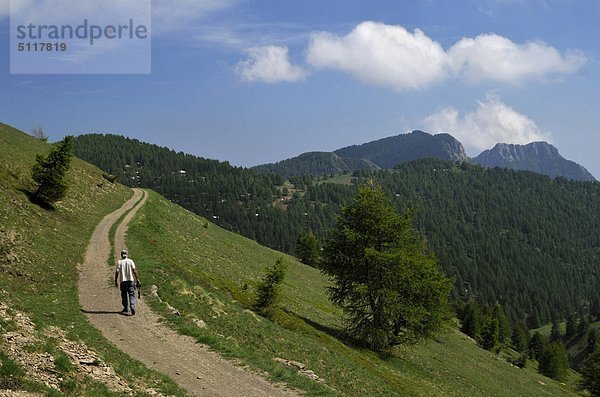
[423,96,551,152]
[448,34,586,83]
[305,21,585,90]
[306,21,448,90]
[236,45,308,83]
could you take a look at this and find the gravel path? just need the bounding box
[79,188,297,397]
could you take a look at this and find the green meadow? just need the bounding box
[127,189,582,396]
[0,124,187,396]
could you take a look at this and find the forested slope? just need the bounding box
[357,159,600,327]
[74,134,600,327]
[73,134,338,252]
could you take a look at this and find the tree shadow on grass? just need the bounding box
[291,312,396,359]
[17,188,55,211]
[292,312,355,346]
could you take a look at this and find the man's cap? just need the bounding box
[121,249,128,256]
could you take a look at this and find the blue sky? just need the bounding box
[1,0,599,177]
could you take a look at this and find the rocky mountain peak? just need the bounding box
[475,141,595,181]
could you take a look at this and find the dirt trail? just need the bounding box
[78,189,297,397]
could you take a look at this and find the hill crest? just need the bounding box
[334,130,468,168]
[252,151,380,178]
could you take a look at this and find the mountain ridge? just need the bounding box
[474,141,596,181]
[252,151,380,178]
[253,130,595,181]
[253,130,468,178]
[334,130,468,168]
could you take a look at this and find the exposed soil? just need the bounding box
[78,189,297,397]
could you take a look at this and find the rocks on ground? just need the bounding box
[273,358,325,383]
[0,291,166,396]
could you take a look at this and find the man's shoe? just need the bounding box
[131,308,136,316]
[121,308,128,313]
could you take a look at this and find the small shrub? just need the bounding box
[508,352,528,368]
[253,257,286,316]
[102,173,117,183]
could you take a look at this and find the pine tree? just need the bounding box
[588,329,599,353]
[592,297,600,321]
[529,332,546,361]
[253,257,287,317]
[565,314,577,338]
[31,136,74,207]
[321,183,451,350]
[480,314,500,351]
[460,301,482,339]
[580,347,600,396]
[550,320,562,342]
[494,304,511,344]
[538,342,569,381]
[295,232,320,267]
[511,323,529,352]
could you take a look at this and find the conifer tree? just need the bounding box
[588,329,599,353]
[511,323,529,352]
[480,314,500,351]
[254,257,287,317]
[550,320,562,342]
[580,347,600,396]
[31,136,73,207]
[565,314,577,338]
[494,304,511,344]
[538,342,569,381]
[295,232,320,267]
[321,182,451,350]
[460,301,482,339]
[529,332,546,361]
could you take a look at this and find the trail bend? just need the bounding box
[79,188,296,397]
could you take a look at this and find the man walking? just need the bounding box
[115,249,140,315]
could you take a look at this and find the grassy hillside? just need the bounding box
[0,123,186,396]
[73,133,600,327]
[127,189,583,396]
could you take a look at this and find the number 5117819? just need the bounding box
[17,42,67,52]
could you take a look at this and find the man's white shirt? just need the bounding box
[116,258,136,283]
